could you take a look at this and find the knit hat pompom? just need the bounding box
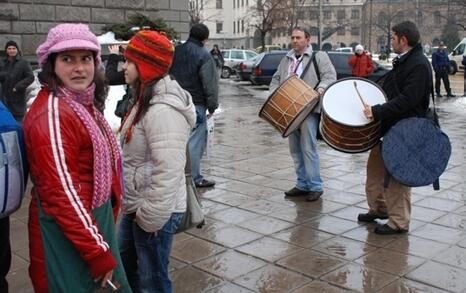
[124,30,174,84]
[36,23,101,67]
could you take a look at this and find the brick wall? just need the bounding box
[0,0,189,62]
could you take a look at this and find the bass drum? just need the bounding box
[320,77,386,153]
[259,75,319,138]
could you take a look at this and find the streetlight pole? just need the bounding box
[318,0,322,50]
[368,0,373,52]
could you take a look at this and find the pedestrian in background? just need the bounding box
[23,23,130,292]
[432,42,455,97]
[105,44,134,120]
[170,23,219,188]
[270,27,336,202]
[118,30,196,293]
[210,44,224,77]
[0,40,34,123]
[348,44,374,78]
[360,21,432,234]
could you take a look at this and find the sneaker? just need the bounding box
[305,190,323,202]
[195,179,215,188]
[357,212,389,223]
[284,187,309,197]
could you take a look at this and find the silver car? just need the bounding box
[221,49,257,78]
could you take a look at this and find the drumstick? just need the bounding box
[353,81,367,108]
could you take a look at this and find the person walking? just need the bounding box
[359,21,432,235]
[210,44,224,77]
[432,42,455,97]
[348,44,374,78]
[462,55,466,97]
[23,23,131,292]
[170,23,219,188]
[270,27,336,202]
[0,40,34,122]
[118,30,196,293]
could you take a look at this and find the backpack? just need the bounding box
[0,101,28,218]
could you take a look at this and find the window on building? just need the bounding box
[351,9,359,19]
[216,0,222,9]
[216,22,223,34]
[351,26,360,36]
[310,10,318,20]
[324,10,331,19]
[417,11,423,25]
[378,12,387,26]
[434,11,441,23]
[337,10,345,20]
[310,26,319,36]
[246,0,248,5]
[233,0,235,8]
[237,21,240,34]
[242,0,244,6]
[233,21,236,33]
[337,26,345,35]
[241,20,244,33]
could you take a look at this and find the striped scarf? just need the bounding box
[57,85,122,209]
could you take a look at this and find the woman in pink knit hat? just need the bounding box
[23,23,131,292]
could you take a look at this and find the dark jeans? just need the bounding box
[434,68,451,94]
[118,212,183,293]
[0,216,11,293]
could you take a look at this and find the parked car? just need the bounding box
[335,47,353,53]
[235,54,260,81]
[221,49,257,78]
[449,37,466,75]
[327,51,389,82]
[250,51,287,85]
[255,45,282,53]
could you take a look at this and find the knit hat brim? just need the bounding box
[41,39,100,63]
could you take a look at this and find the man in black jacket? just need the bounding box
[0,41,34,123]
[359,21,431,235]
[170,24,219,188]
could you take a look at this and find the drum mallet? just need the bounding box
[353,81,367,108]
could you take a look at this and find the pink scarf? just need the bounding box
[57,85,122,209]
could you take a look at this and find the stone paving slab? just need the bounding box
[6,75,466,292]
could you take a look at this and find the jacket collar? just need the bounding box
[187,37,204,47]
[286,45,313,59]
[396,43,422,65]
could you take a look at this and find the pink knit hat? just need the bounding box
[36,23,101,67]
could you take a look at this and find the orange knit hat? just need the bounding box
[124,30,174,84]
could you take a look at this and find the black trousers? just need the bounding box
[434,68,451,94]
[0,216,10,293]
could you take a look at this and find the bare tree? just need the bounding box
[374,3,404,53]
[247,0,285,52]
[188,0,221,26]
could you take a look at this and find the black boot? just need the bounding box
[436,93,443,98]
[446,91,455,98]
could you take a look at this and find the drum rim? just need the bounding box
[319,122,381,153]
[321,77,387,127]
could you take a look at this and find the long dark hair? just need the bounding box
[38,52,108,112]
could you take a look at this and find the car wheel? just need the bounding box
[448,61,457,75]
[221,67,231,79]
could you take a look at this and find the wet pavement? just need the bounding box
[7,74,466,292]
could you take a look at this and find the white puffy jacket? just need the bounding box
[120,75,196,233]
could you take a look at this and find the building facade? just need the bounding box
[0,0,190,62]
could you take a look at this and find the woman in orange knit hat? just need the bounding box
[118,30,196,293]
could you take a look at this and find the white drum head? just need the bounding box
[322,78,386,126]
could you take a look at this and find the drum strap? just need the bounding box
[300,52,320,89]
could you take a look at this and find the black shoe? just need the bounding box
[446,93,456,97]
[305,190,323,202]
[436,93,443,98]
[195,179,215,188]
[357,212,389,223]
[284,187,308,197]
[374,224,407,235]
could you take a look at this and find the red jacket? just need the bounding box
[348,53,374,78]
[23,88,122,293]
